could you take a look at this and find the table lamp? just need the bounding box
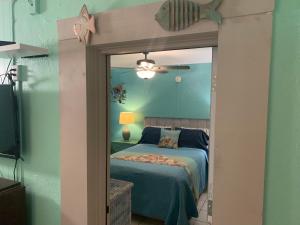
[119,112,134,141]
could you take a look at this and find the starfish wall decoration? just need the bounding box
[73,4,96,44]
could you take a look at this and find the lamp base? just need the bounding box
[122,126,131,141]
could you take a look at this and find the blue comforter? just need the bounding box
[110,144,208,225]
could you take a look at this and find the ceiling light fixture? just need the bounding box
[136,52,156,79]
[137,52,155,69]
[136,69,156,79]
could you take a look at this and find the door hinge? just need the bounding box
[106,205,110,214]
[208,200,213,216]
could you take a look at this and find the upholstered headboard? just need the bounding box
[144,117,210,130]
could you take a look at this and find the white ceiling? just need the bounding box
[111,47,212,68]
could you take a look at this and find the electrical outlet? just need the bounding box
[27,0,39,15]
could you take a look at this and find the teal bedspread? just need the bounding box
[110,144,208,225]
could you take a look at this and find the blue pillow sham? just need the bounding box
[176,128,209,151]
[138,127,164,145]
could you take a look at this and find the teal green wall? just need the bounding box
[0,0,299,225]
[111,64,212,141]
[0,1,160,225]
[264,1,300,225]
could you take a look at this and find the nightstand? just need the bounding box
[111,140,138,154]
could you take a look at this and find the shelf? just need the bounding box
[0,43,48,59]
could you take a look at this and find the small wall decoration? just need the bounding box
[73,4,96,44]
[155,0,223,32]
[112,84,127,104]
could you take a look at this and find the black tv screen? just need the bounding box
[0,85,20,159]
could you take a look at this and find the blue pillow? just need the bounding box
[138,127,162,145]
[176,128,209,151]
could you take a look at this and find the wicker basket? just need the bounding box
[110,179,134,225]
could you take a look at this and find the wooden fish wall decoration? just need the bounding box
[73,4,96,44]
[155,0,223,31]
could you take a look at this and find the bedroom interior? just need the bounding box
[110,48,212,141]
[109,48,213,225]
[1,1,299,225]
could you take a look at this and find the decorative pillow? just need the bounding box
[158,129,181,149]
[176,128,209,151]
[138,127,172,145]
[137,127,160,145]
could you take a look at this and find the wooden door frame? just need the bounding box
[207,47,218,223]
[58,1,274,225]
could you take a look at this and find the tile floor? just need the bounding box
[132,192,209,225]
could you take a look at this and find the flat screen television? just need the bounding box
[0,85,20,159]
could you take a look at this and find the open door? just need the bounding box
[106,54,111,225]
[208,47,218,223]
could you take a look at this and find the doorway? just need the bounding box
[109,47,215,225]
[58,2,273,225]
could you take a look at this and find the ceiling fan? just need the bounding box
[135,52,190,79]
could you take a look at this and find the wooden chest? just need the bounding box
[110,179,133,225]
[0,178,26,225]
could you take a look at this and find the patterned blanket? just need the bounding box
[112,152,200,200]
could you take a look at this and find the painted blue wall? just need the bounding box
[111,63,212,141]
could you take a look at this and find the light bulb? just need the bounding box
[136,70,156,79]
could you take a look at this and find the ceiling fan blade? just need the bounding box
[156,65,191,70]
[135,69,168,74]
[154,70,169,74]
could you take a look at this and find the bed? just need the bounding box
[110,117,209,225]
